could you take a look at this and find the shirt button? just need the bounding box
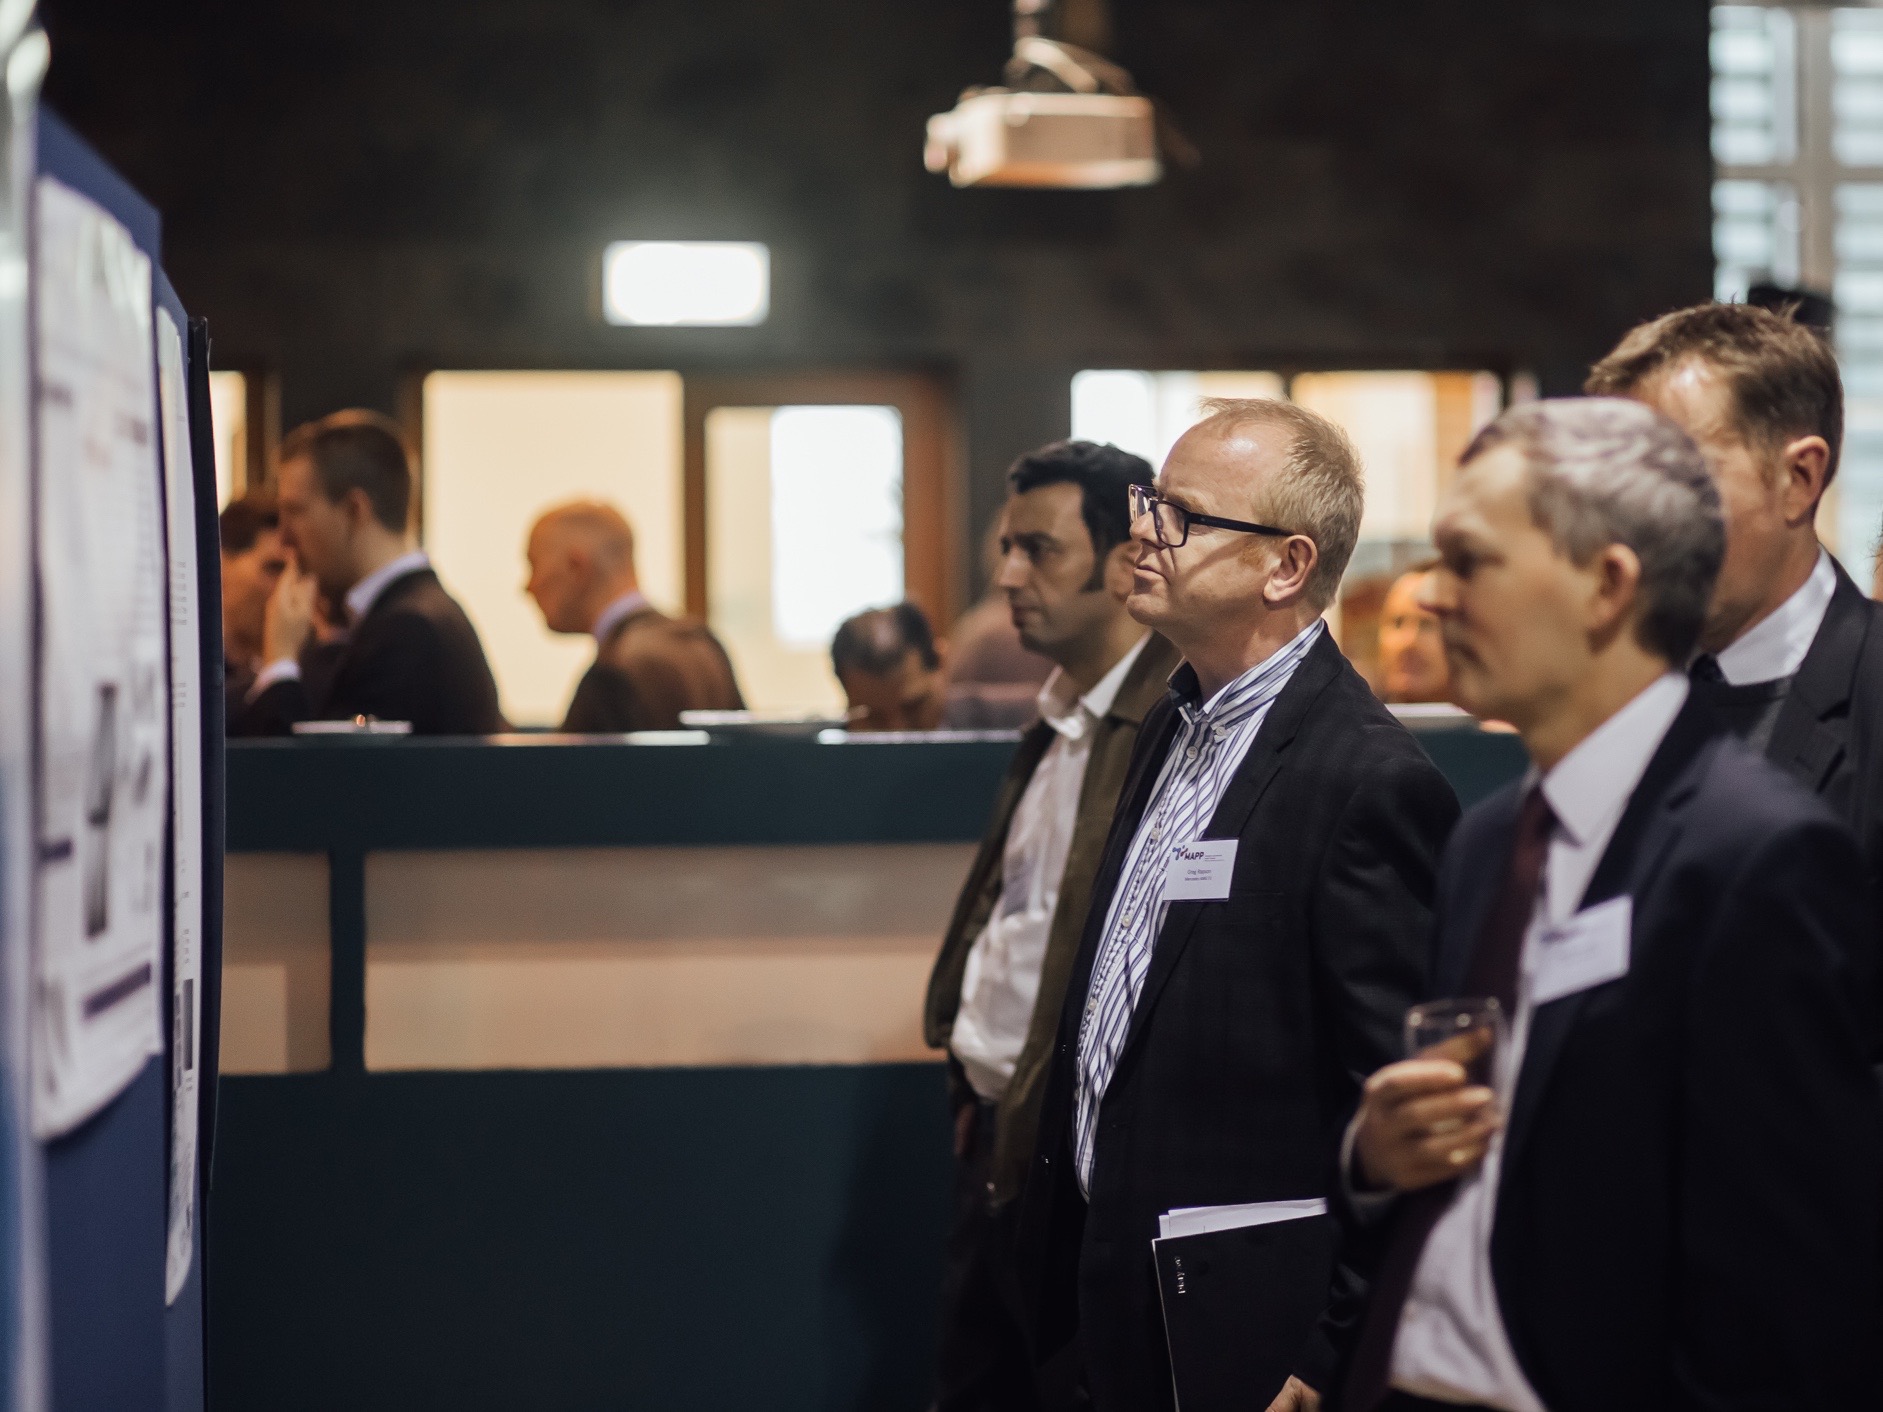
[1086,998,1097,1016]
[1186,746,1199,760]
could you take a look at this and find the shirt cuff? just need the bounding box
[1340,1114,1399,1222]
[247,658,302,702]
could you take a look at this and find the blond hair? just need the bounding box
[1192,397,1364,607]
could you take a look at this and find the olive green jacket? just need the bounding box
[923,632,1181,1206]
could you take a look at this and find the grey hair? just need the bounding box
[1194,397,1364,607]
[1461,398,1723,663]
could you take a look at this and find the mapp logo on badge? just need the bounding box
[1174,844,1209,862]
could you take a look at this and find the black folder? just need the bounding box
[1152,1210,1338,1411]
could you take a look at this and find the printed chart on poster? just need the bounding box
[155,306,201,1303]
[31,174,166,1138]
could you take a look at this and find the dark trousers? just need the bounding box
[936,1098,1041,1412]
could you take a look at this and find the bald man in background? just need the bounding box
[525,501,745,732]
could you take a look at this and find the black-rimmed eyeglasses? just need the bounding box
[1128,483,1300,550]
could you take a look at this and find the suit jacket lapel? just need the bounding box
[1766,565,1871,792]
[1112,632,1345,1070]
[1499,697,1714,1174]
[1055,696,1183,1046]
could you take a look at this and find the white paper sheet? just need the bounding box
[155,306,200,1303]
[30,175,166,1138]
[1157,1196,1327,1241]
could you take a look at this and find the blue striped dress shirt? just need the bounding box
[1071,618,1324,1195]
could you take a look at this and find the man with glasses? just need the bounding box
[1017,400,1459,1412]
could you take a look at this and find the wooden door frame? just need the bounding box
[680,370,961,630]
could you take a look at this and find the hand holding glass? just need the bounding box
[1404,996,1506,1095]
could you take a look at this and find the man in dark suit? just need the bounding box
[1587,303,1883,928]
[244,409,506,735]
[924,441,1177,1412]
[524,501,743,733]
[1336,399,1879,1412]
[1018,399,1459,1412]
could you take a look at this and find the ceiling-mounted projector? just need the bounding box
[925,20,1167,190]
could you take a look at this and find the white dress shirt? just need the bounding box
[590,589,650,644]
[951,634,1150,1102]
[250,549,431,697]
[1384,672,1690,1411]
[1072,618,1324,1194]
[1714,547,1835,685]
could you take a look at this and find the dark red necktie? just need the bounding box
[1340,784,1554,1411]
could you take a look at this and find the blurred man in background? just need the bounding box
[525,501,743,732]
[833,603,951,731]
[247,409,506,735]
[1375,563,1450,705]
[925,440,1175,1412]
[1588,303,1883,958]
[218,492,286,725]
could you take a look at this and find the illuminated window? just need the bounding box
[707,404,906,714]
[1711,5,1883,574]
[601,242,769,327]
[768,406,904,647]
[206,371,246,507]
[1069,370,1285,467]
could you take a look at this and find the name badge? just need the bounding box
[1532,895,1632,1005]
[1163,840,1239,901]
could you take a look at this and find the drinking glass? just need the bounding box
[1404,996,1506,1090]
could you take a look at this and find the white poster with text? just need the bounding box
[31,175,166,1138]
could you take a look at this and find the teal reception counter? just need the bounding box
[209,728,1526,1411]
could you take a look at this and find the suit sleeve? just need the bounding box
[1294,746,1459,1391]
[241,677,314,736]
[1674,818,1881,1408]
[1312,748,1458,1090]
[324,614,453,733]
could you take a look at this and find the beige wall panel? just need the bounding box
[221,852,331,1074]
[364,845,975,1070]
[422,371,685,726]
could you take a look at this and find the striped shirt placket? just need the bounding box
[1070,620,1323,1195]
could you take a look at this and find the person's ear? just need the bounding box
[1777,434,1831,529]
[933,638,950,675]
[1262,535,1319,606]
[1102,539,1136,600]
[342,486,375,535]
[1585,543,1644,642]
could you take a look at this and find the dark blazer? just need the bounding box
[1339,696,1881,1410]
[1768,562,1883,1013]
[925,633,1182,1206]
[1017,629,1460,1408]
[246,567,506,736]
[562,604,743,733]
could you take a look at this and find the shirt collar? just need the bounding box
[1037,633,1150,741]
[344,549,430,625]
[1538,672,1689,848]
[1714,547,1836,686]
[1169,617,1325,723]
[591,589,650,644]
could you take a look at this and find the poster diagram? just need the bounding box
[31,175,166,1138]
[155,306,201,1303]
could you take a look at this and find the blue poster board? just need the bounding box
[36,110,218,1412]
